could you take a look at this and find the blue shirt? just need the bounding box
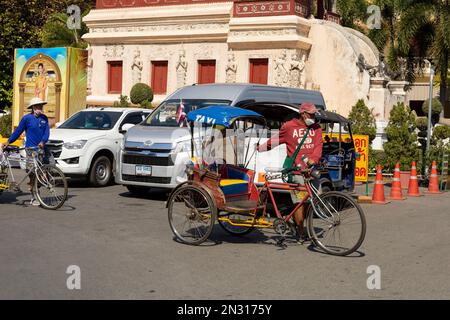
[8,113,50,147]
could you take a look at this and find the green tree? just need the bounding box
[397,0,450,106]
[383,102,418,171]
[336,0,368,30]
[348,99,379,171]
[40,11,90,48]
[348,99,377,143]
[0,0,95,111]
[0,112,12,138]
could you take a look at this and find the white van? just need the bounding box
[116,83,326,195]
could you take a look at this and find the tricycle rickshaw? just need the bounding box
[166,106,366,256]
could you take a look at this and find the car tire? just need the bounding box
[126,185,151,196]
[89,155,112,187]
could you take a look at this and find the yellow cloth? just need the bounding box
[219,179,248,187]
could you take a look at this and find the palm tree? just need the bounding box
[397,0,450,106]
[40,12,89,49]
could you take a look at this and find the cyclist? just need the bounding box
[257,102,323,242]
[0,97,51,205]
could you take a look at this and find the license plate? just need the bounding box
[135,165,152,176]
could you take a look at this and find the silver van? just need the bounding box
[116,83,326,195]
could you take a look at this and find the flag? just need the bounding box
[176,99,186,127]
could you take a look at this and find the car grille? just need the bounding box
[124,147,171,154]
[46,140,63,158]
[122,175,171,184]
[123,154,174,166]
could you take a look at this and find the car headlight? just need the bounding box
[63,140,87,150]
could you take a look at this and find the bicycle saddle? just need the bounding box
[4,146,19,152]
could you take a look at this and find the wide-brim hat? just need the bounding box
[27,97,47,109]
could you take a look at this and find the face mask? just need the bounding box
[305,118,315,126]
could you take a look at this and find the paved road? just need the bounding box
[0,170,449,299]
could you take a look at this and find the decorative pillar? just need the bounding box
[18,83,26,121]
[367,77,390,150]
[54,82,62,125]
[387,80,409,118]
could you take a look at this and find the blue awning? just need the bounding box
[186,105,264,128]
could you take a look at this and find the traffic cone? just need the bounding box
[407,161,422,197]
[388,163,407,200]
[425,161,443,194]
[372,165,390,205]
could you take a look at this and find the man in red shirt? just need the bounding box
[257,102,323,241]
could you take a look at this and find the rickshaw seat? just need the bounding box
[218,164,254,196]
[219,179,249,195]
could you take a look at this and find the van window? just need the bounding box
[144,99,231,127]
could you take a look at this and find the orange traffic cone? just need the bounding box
[388,163,407,200]
[425,161,443,194]
[407,161,422,197]
[372,165,390,205]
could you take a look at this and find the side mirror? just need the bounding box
[120,123,135,134]
[55,122,62,128]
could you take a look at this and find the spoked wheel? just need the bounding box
[33,165,68,210]
[168,185,216,245]
[218,213,255,236]
[307,191,366,256]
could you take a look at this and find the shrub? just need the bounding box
[422,98,443,116]
[415,117,428,132]
[368,148,387,173]
[130,83,153,106]
[113,95,130,108]
[432,125,450,140]
[139,99,154,109]
[383,102,418,171]
[422,98,443,126]
[348,99,377,143]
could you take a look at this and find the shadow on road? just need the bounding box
[118,189,170,202]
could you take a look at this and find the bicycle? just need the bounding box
[0,145,68,210]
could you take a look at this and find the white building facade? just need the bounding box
[83,0,415,149]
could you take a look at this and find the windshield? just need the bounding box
[144,99,231,127]
[59,111,122,130]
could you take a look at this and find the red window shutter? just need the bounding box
[151,61,168,94]
[198,60,216,84]
[249,59,268,85]
[108,61,123,94]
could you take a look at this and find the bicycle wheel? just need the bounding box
[218,213,255,236]
[307,191,366,256]
[168,185,216,245]
[33,165,68,210]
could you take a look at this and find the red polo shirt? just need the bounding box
[258,118,323,167]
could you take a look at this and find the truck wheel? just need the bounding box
[126,185,151,196]
[89,155,112,187]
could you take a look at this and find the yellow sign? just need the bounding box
[322,133,369,182]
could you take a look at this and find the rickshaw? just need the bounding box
[166,106,366,256]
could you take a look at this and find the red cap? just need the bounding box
[299,102,318,114]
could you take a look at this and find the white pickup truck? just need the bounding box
[47,107,151,186]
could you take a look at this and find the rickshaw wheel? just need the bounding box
[218,213,255,236]
[168,184,217,245]
[306,191,366,256]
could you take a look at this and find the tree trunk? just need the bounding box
[439,50,449,113]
